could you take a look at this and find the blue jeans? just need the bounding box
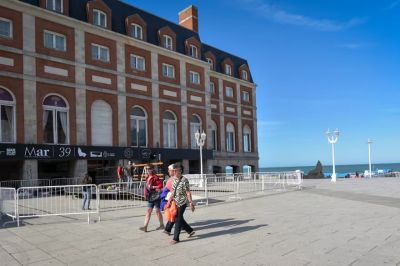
[82,190,91,210]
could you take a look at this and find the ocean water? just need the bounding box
[260,163,400,176]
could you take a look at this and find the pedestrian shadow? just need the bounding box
[192,218,256,231]
[186,223,268,241]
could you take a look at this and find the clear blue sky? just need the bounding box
[127,0,400,167]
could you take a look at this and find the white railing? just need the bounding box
[0,187,17,225]
[97,181,146,220]
[16,185,98,226]
[0,179,51,189]
[0,171,303,227]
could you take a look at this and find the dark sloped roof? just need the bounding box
[19,0,253,83]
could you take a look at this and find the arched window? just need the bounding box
[163,35,173,50]
[243,126,251,152]
[210,120,217,151]
[0,87,15,143]
[43,94,69,144]
[130,106,147,147]
[93,9,107,28]
[163,111,177,148]
[91,100,112,146]
[226,122,235,152]
[190,114,201,149]
[131,23,143,40]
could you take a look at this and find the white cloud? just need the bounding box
[237,0,366,31]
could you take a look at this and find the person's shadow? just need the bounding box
[187,218,268,240]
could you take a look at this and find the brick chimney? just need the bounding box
[179,5,198,33]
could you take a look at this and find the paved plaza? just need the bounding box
[1,178,400,265]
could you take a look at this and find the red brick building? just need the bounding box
[0,0,258,181]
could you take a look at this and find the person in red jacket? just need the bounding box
[117,164,124,183]
[140,168,164,232]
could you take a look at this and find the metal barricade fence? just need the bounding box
[50,177,81,186]
[0,179,51,189]
[0,187,17,223]
[16,185,98,226]
[97,181,146,220]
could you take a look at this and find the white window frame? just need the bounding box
[44,30,66,51]
[131,23,143,40]
[242,70,248,80]
[242,91,250,102]
[163,112,177,148]
[226,87,234,98]
[190,45,198,58]
[46,0,63,13]
[225,64,232,76]
[93,9,107,28]
[226,123,235,152]
[43,98,69,145]
[130,54,145,71]
[162,63,175,78]
[209,82,215,94]
[243,126,251,152]
[91,43,110,62]
[164,35,173,50]
[189,71,200,84]
[130,106,148,147]
[0,18,12,39]
[0,88,16,143]
[206,58,213,70]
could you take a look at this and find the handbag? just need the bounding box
[164,179,181,222]
[148,189,160,202]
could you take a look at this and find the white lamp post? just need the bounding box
[326,128,340,182]
[195,130,206,188]
[368,138,373,178]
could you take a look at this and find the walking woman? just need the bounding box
[140,168,164,232]
[165,163,195,244]
[82,173,93,210]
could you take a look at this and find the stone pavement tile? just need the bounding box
[36,240,73,253]
[48,246,85,264]
[352,253,400,266]
[11,248,52,265]
[0,248,20,266]
[68,257,112,266]
[26,258,66,266]
[108,255,159,266]
[1,238,37,254]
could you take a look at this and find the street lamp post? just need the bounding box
[368,138,373,178]
[326,128,340,182]
[195,130,207,188]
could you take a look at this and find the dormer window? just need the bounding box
[242,70,248,80]
[206,58,213,70]
[131,23,143,40]
[93,9,107,28]
[225,64,232,76]
[190,45,198,58]
[0,18,12,39]
[46,0,63,13]
[163,35,173,50]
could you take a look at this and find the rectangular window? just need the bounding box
[212,129,217,151]
[242,70,248,80]
[226,87,234,97]
[0,18,12,39]
[225,64,232,76]
[189,71,200,84]
[190,45,198,58]
[226,132,235,152]
[242,91,250,102]
[46,0,63,13]
[164,35,173,50]
[0,105,14,143]
[91,44,110,62]
[206,58,213,70]
[44,31,66,51]
[209,82,215,94]
[130,54,145,71]
[93,9,107,28]
[162,63,175,78]
[243,133,251,152]
[131,24,143,40]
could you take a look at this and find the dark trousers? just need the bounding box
[167,204,193,242]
